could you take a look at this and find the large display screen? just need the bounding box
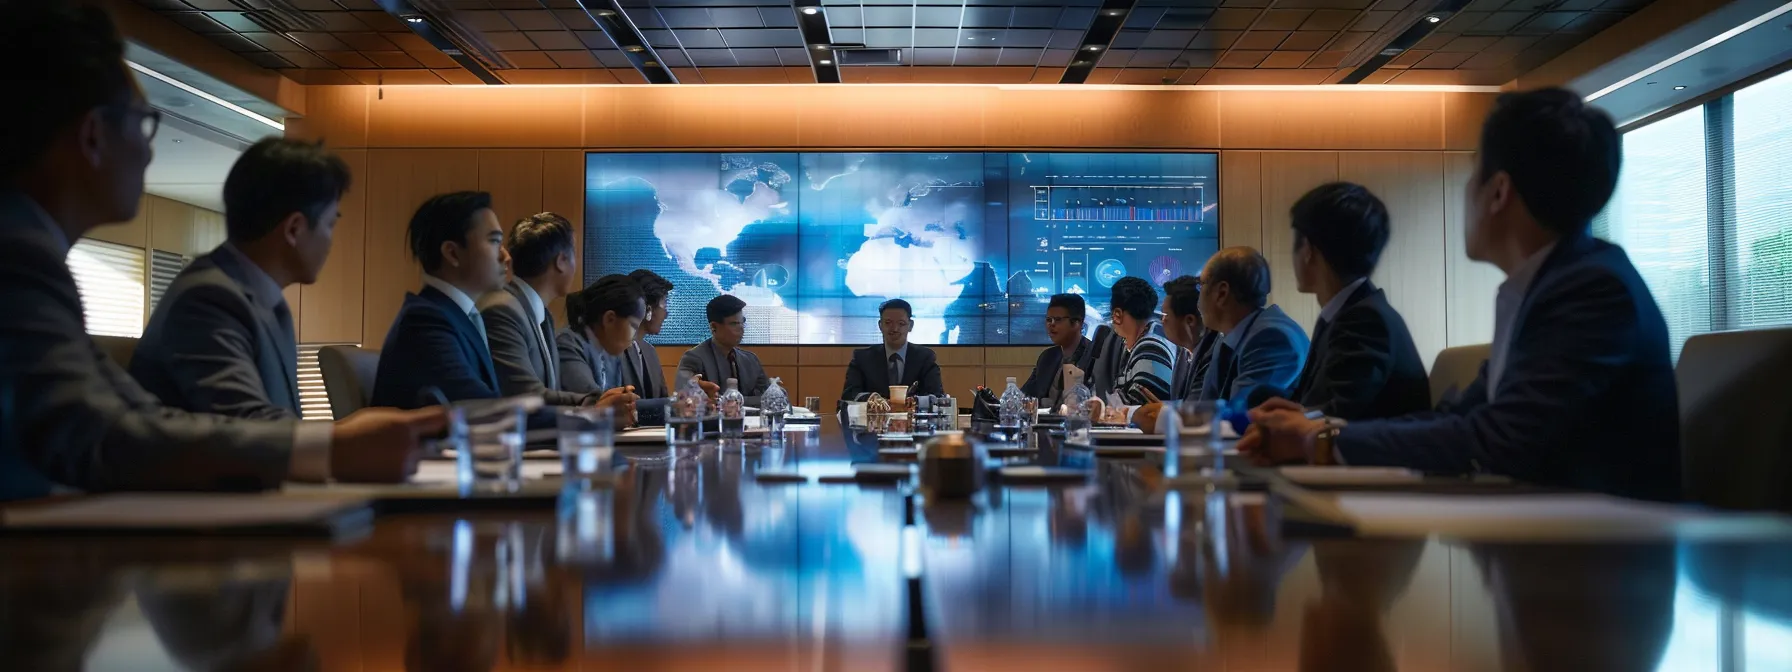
[583,152,1218,345]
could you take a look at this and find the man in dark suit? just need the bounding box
[371,191,512,409]
[1283,182,1429,420]
[1020,294,1091,406]
[1197,247,1309,408]
[676,295,771,403]
[0,2,439,500]
[1161,275,1218,402]
[478,212,616,408]
[1242,88,1682,502]
[620,269,672,399]
[842,299,944,400]
[131,138,349,420]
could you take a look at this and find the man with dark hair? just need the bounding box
[1197,247,1309,407]
[1243,88,1681,502]
[1162,275,1218,402]
[0,2,441,499]
[842,298,944,400]
[371,191,512,408]
[1020,293,1091,405]
[1106,277,1178,406]
[477,212,592,406]
[133,138,350,420]
[1284,182,1429,420]
[676,295,771,403]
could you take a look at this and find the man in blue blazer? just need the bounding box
[1242,88,1682,502]
[842,299,945,401]
[1197,247,1309,408]
[371,191,512,409]
[133,138,349,420]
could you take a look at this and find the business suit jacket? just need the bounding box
[621,340,668,399]
[130,248,300,419]
[676,339,771,404]
[1020,337,1091,403]
[1199,304,1310,407]
[1170,330,1219,402]
[841,343,945,400]
[556,327,611,396]
[0,191,295,500]
[371,285,503,409]
[478,279,585,406]
[1291,281,1431,421]
[1336,232,1682,502]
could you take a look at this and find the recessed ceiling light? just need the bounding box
[1674,85,1687,90]
[1104,9,1123,16]
[171,138,182,143]
[812,44,828,49]
[1423,14,1441,23]
[1083,44,1102,51]
[596,9,616,17]
[404,16,423,23]
[819,58,832,64]
[801,7,819,15]
[643,60,658,67]
[624,44,645,52]
[1071,60,1091,66]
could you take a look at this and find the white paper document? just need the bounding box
[1331,493,1792,540]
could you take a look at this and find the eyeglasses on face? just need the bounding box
[109,103,161,141]
[1044,316,1081,326]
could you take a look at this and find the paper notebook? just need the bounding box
[0,494,372,537]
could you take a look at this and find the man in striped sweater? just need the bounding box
[1106,276,1179,407]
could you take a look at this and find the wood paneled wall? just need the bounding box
[284,84,1505,400]
[89,194,234,322]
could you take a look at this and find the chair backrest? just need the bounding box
[92,335,139,369]
[1677,327,1792,512]
[1428,343,1491,407]
[318,345,380,420]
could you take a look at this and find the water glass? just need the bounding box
[804,396,822,414]
[1161,399,1220,478]
[558,407,614,485]
[455,402,528,493]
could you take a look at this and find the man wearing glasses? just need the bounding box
[1021,294,1092,408]
[842,299,944,400]
[675,294,770,403]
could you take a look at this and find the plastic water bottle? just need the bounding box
[998,376,1025,431]
[1063,378,1093,446]
[719,377,746,439]
[668,377,708,445]
[761,377,790,437]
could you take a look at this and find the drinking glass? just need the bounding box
[558,406,614,486]
[804,396,823,414]
[455,401,528,493]
[1161,399,1220,478]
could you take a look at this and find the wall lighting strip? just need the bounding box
[126,60,286,132]
[1586,0,1792,101]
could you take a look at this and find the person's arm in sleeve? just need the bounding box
[148,285,294,420]
[840,353,867,401]
[1228,327,1303,408]
[480,302,583,405]
[556,330,600,396]
[389,308,501,404]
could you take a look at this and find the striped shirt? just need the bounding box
[1116,320,1179,406]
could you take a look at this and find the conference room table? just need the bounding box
[4,417,1792,671]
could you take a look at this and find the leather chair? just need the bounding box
[1677,327,1792,512]
[92,335,139,369]
[1428,343,1491,407]
[318,345,379,420]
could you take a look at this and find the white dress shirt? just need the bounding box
[1317,277,1369,325]
[422,274,485,342]
[1487,242,1558,397]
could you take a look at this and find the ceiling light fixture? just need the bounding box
[1083,44,1102,51]
[1674,85,1687,90]
[1104,9,1123,16]
[1424,14,1441,23]
[812,44,828,49]
[1587,0,1792,101]
[125,60,284,132]
[819,58,832,64]
[595,9,616,17]
[801,7,819,15]
[405,15,423,23]
[624,44,645,52]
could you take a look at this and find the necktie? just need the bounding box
[888,352,902,387]
[728,351,740,383]
[468,310,488,344]
[633,342,649,393]
[539,314,558,389]
[273,300,300,412]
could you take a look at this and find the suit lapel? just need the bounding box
[210,252,301,413]
[421,286,500,391]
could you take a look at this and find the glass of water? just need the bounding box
[456,401,528,494]
[558,406,614,485]
[1161,399,1220,478]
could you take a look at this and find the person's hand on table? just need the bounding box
[591,385,640,426]
[1235,397,1325,466]
[329,406,448,482]
[691,374,720,398]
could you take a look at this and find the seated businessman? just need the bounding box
[0,1,439,499]
[371,191,512,409]
[1107,277,1178,407]
[132,137,348,420]
[675,295,771,403]
[1240,88,1682,502]
[477,212,619,409]
[1283,182,1430,420]
[1020,294,1092,408]
[842,299,945,400]
[1197,247,1309,408]
[1129,275,1220,431]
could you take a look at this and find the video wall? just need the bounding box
[583,152,1219,345]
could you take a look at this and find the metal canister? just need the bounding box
[921,433,984,498]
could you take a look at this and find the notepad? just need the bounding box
[1327,493,1792,540]
[1279,466,1424,486]
[0,494,372,537]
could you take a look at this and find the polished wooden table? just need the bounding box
[4,418,1791,671]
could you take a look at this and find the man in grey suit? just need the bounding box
[131,138,348,420]
[0,2,441,500]
[478,212,623,409]
[676,295,771,403]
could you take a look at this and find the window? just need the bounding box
[1597,106,1710,359]
[67,238,146,338]
[1732,68,1792,331]
[148,249,189,314]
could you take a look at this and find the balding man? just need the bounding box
[1196,247,1309,408]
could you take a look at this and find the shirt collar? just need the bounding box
[1317,277,1369,324]
[1221,308,1263,350]
[884,342,909,361]
[1498,241,1559,299]
[422,274,479,317]
[216,242,287,311]
[512,278,547,324]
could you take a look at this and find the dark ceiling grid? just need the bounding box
[575,0,678,83]
[795,0,842,82]
[383,0,509,83]
[634,2,704,83]
[1059,0,1138,84]
[1339,0,1472,83]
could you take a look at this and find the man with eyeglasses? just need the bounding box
[1020,293,1092,408]
[0,2,443,499]
[675,294,770,403]
[842,299,944,400]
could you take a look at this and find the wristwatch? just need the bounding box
[1309,416,1348,465]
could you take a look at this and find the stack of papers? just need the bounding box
[1326,493,1792,540]
[0,494,372,537]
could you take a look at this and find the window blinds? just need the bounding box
[67,238,146,338]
